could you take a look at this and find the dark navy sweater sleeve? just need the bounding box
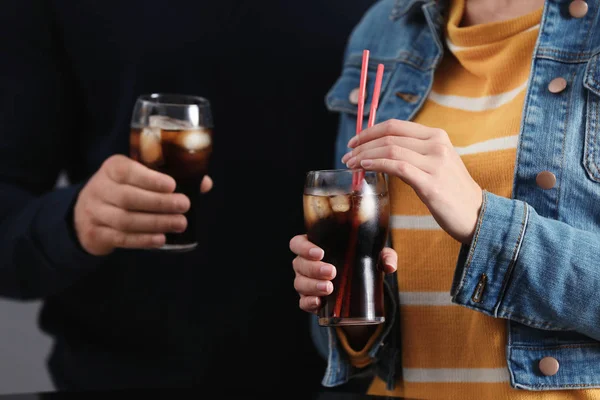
[0,0,103,300]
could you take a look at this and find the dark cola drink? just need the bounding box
[130,115,212,251]
[303,177,389,326]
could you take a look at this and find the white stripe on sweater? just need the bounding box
[391,215,440,230]
[454,135,519,156]
[429,82,527,112]
[403,367,510,383]
[399,291,455,306]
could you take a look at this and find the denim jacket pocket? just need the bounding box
[325,52,396,117]
[509,342,600,390]
[582,52,600,182]
[325,53,397,166]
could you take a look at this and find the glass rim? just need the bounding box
[136,93,210,107]
[306,168,380,175]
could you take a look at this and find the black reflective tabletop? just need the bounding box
[0,389,410,400]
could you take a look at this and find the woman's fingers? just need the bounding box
[290,234,336,314]
[347,119,444,148]
[292,256,336,280]
[344,145,432,173]
[294,274,333,297]
[342,136,429,164]
[289,234,325,261]
[299,295,321,313]
[360,157,432,193]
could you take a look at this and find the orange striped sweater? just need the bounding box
[338,1,600,398]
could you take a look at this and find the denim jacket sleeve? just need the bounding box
[452,190,600,340]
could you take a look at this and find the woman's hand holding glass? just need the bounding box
[290,118,482,315]
[342,119,483,245]
[290,234,397,314]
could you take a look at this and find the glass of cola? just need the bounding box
[129,93,213,252]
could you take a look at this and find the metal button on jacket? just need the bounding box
[569,0,588,18]
[349,87,360,104]
[536,171,557,190]
[548,77,567,94]
[539,357,560,376]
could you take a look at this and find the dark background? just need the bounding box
[0,0,376,394]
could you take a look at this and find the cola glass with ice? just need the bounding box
[304,169,390,326]
[130,93,213,252]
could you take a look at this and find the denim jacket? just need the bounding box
[311,0,600,391]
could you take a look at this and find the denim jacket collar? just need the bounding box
[391,0,449,20]
[391,0,433,19]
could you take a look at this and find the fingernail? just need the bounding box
[317,282,331,292]
[320,264,333,277]
[173,216,187,232]
[348,137,358,147]
[152,235,165,246]
[384,257,397,270]
[361,159,373,168]
[309,248,324,259]
[346,157,357,168]
[177,217,187,232]
[313,297,321,308]
[341,152,352,164]
[176,198,190,212]
[162,177,177,192]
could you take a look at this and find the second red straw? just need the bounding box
[351,50,370,190]
[356,63,385,185]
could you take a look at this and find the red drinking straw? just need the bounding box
[355,63,385,185]
[334,55,386,319]
[340,63,385,318]
[368,64,385,130]
[355,51,369,136]
[351,50,370,189]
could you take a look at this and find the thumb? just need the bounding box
[380,247,398,274]
[200,175,213,193]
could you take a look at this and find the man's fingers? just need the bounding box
[103,155,176,193]
[109,229,166,249]
[200,175,213,193]
[94,204,187,233]
[106,185,190,214]
[84,226,165,252]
